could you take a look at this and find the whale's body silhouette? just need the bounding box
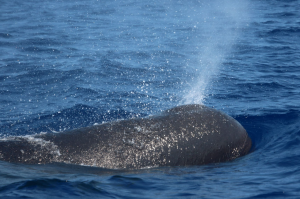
[0,105,252,169]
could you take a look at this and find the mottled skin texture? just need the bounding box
[0,105,252,169]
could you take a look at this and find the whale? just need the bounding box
[0,104,252,169]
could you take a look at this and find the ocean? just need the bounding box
[0,0,300,198]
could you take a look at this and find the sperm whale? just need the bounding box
[0,104,252,169]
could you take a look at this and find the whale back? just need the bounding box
[0,104,252,169]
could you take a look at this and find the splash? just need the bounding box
[183,0,249,104]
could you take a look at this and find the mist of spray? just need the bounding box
[182,0,249,105]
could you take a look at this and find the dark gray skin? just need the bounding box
[0,104,252,169]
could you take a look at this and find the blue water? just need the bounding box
[1,0,300,198]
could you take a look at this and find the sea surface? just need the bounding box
[0,0,300,198]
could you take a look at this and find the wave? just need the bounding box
[0,104,146,136]
[0,33,13,38]
[236,109,300,154]
[0,178,110,197]
[268,27,300,36]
